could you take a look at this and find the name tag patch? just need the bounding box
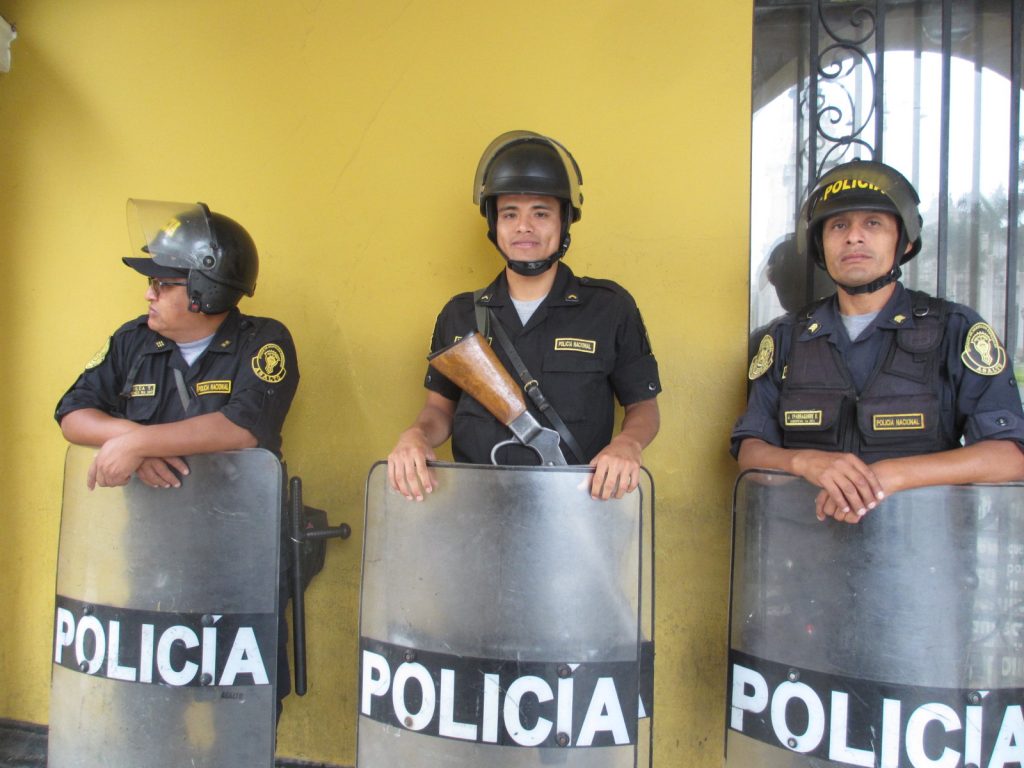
[554,338,596,354]
[130,384,156,398]
[196,380,232,396]
[873,413,925,431]
[784,410,822,427]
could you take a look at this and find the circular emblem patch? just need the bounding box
[252,343,287,383]
[748,334,774,381]
[85,338,110,370]
[961,322,1006,376]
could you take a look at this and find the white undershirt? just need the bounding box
[841,310,879,341]
[176,333,215,367]
[511,296,546,325]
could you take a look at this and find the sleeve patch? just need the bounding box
[252,343,287,383]
[748,334,775,380]
[961,322,1007,376]
[84,338,110,370]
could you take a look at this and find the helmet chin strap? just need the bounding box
[836,264,902,295]
[488,231,571,276]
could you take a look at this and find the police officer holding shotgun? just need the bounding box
[388,130,661,501]
[732,160,1024,521]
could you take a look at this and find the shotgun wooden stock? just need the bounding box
[428,332,526,426]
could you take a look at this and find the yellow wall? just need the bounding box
[0,1,752,765]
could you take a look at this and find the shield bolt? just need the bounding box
[787,737,798,748]
[200,673,213,686]
[82,604,93,616]
[201,614,215,627]
[557,664,572,679]
[78,661,89,672]
[967,691,982,705]
[556,732,570,747]
[787,669,800,682]
[404,649,416,663]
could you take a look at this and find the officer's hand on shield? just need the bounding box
[87,432,147,489]
[387,392,455,501]
[134,456,189,489]
[790,449,885,521]
[388,428,440,501]
[589,434,643,500]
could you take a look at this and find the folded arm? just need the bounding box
[60,408,257,489]
[738,437,1024,523]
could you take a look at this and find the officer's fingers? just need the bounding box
[142,459,181,489]
[615,464,641,499]
[386,457,412,499]
[589,463,611,499]
[819,475,860,516]
[413,459,435,500]
[164,456,190,477]
[814,490,828,521]
[823,467,873,515]
[838,455,885,503]
[87,459,99,491]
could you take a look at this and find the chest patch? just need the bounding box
[784,410,822,427]
[554,338,596,354]
[961,322,1007,376]
[196,380,232,396]
[873,413,925,431]
[131,383,156,398]
[748,334,774,380]
[252,344,287,383]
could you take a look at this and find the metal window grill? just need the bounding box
[750,0,1023,364]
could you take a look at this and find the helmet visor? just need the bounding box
[125,199,215,273]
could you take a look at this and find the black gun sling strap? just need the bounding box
[481,303,587,465]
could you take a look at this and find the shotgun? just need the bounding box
[428,331,567,466]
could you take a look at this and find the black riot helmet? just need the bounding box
[124,199,258,314]
[473,130,583,276]
[797,160,923,295]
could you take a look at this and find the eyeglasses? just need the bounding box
[147,277,187,294]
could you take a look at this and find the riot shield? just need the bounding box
[726,471,1024,768]
[49,445,282,768]
[358,462,654,767]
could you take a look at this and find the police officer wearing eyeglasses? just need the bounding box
[55,200,299,719]
[731,160,1024,522]
[56,200,298,490]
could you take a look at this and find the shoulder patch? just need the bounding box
[252,343,287,383]
[85,338,110,370]
[748,334,774,380]
[961,322,1007,376]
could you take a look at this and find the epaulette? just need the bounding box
[579,276,628,295]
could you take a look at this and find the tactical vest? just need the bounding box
[778,291,958,460]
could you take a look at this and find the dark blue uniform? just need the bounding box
[55,306,299,712]
[425,264,661,465]
[731,283,1024,458]
[56,308,298,455]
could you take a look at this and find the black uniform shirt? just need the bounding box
[731,283,1024,457]
[55,308,299,456]
[425,264,661,465]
